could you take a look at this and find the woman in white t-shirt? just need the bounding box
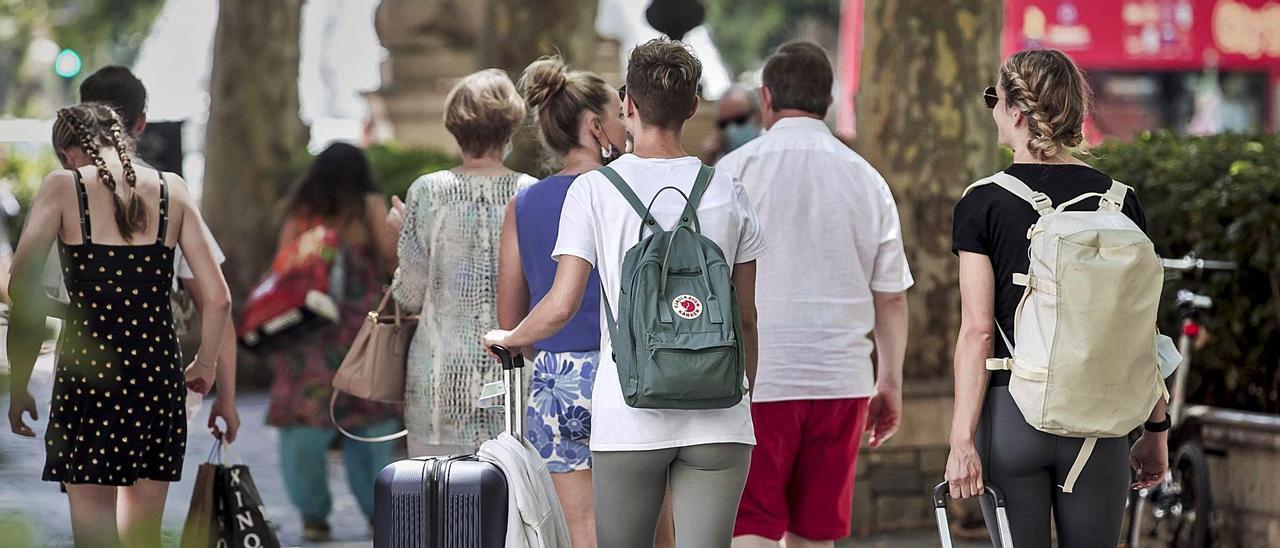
[483,38,766,548]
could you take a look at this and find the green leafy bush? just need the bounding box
[278,143,458,201]
[0,146,61,246]
[1089,132,1280,412]
[366,143,458,198]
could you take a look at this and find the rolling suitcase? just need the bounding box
[373,346,526,548]
[932,481,1015,548]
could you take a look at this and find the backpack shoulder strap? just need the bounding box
[1099,180,1130,211]
[678,165,714,231]
[976,171,1055,217]
[597,166,652,223]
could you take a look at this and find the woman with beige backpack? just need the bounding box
[946,49,1171,548]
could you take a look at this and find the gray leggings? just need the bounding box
[976,386,1130,548]
[593,443,752,548]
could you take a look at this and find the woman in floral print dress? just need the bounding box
[266,143,402,542]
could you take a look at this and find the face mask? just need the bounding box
[596,121,625,165]
[722,121,760,153]
[502,142,514,162]
[600,141,624,164]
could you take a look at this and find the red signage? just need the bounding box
[1004,0,1280,70]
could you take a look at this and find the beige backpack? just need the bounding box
[964,172,1169,493]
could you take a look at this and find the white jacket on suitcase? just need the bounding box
[478,433,571,548]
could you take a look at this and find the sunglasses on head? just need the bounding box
[983,86,999,109]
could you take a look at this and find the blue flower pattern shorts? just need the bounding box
[525,350,598,473]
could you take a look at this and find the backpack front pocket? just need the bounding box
[641,333,740,404]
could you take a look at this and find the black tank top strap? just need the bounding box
[72,169,92,244]
[156,170,170,245]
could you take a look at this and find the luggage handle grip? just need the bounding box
[932,481,1007,508]
[490,345,525,371]
[490,345,524,437]
[932,482,1014,548]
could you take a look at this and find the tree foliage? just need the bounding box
[702,0,839,75]
[0,0,164,115]
[1091,132,1280,412]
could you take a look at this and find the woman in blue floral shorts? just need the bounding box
[496,55,627,546]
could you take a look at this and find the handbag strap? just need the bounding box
[374,286,406,327]
[329,391,408,443]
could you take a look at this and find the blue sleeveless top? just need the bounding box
[514,174,601,353]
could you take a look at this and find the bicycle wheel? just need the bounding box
[1127,441,1214,548]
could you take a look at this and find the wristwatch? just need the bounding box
[1144,414,1172,433]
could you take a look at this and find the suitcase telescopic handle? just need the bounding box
[490,345,525,371]
[490,345,525,437]
[931,482,1015,548]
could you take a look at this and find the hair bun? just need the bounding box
[519,56,569,110]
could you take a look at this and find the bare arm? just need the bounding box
[496,198,530,330]
[170,177,231,393]
[6,172,71,436]
[731,261,759,393]
[872,291,908,391]
[946,252,997,499]
[866,290,908,448]
[365,194,398,276]
[488,256,593,351]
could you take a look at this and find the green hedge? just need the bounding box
[366,143,458,198]
[277,143,458,201]
[1089,132,1280,413]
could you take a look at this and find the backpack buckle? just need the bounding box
[1030,193,1054,215]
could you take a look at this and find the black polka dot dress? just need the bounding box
[43,170,186,486]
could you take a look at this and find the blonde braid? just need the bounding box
[107,117,147,238]
[58,105,148,240]
[1002,69,1061,160]
[999,50,1091,161]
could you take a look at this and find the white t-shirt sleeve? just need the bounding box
[175,220,226,279]
[869,176,914,293]
[731,177,767,264]
[552,176,598,266]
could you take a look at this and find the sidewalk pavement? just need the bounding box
[1,335,987,548]
[1,346,378,547]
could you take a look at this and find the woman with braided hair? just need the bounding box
[945,50,1167,547]
[6,102,231,547]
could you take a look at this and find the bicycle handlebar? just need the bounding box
[1161,255,1236,273]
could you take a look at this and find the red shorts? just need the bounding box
[733,398,871,541]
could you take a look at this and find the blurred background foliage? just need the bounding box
[703,0,839,76]
[1090,132,1280,413]
[0,0,165,116]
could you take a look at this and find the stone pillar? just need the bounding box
[366,0,486,152]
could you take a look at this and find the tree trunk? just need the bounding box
[202,0,307,304]
[482,0,599,176]
[856,0,1003,379]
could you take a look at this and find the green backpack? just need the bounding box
[598,164,746,410]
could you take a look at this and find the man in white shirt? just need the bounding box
[717,41,913,548]
[80,66,240,441]
[484,37,766,547]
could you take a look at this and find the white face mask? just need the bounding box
[501,142,514,162]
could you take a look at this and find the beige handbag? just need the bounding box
[330,289,414,442]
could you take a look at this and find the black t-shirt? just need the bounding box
[951,163,1148,387]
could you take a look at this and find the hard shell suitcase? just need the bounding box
[932,481,1015,548]
[373,346,526,548]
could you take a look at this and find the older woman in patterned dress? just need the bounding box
[389,69,536,456]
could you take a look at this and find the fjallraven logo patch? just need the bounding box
[672,295,703,320]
